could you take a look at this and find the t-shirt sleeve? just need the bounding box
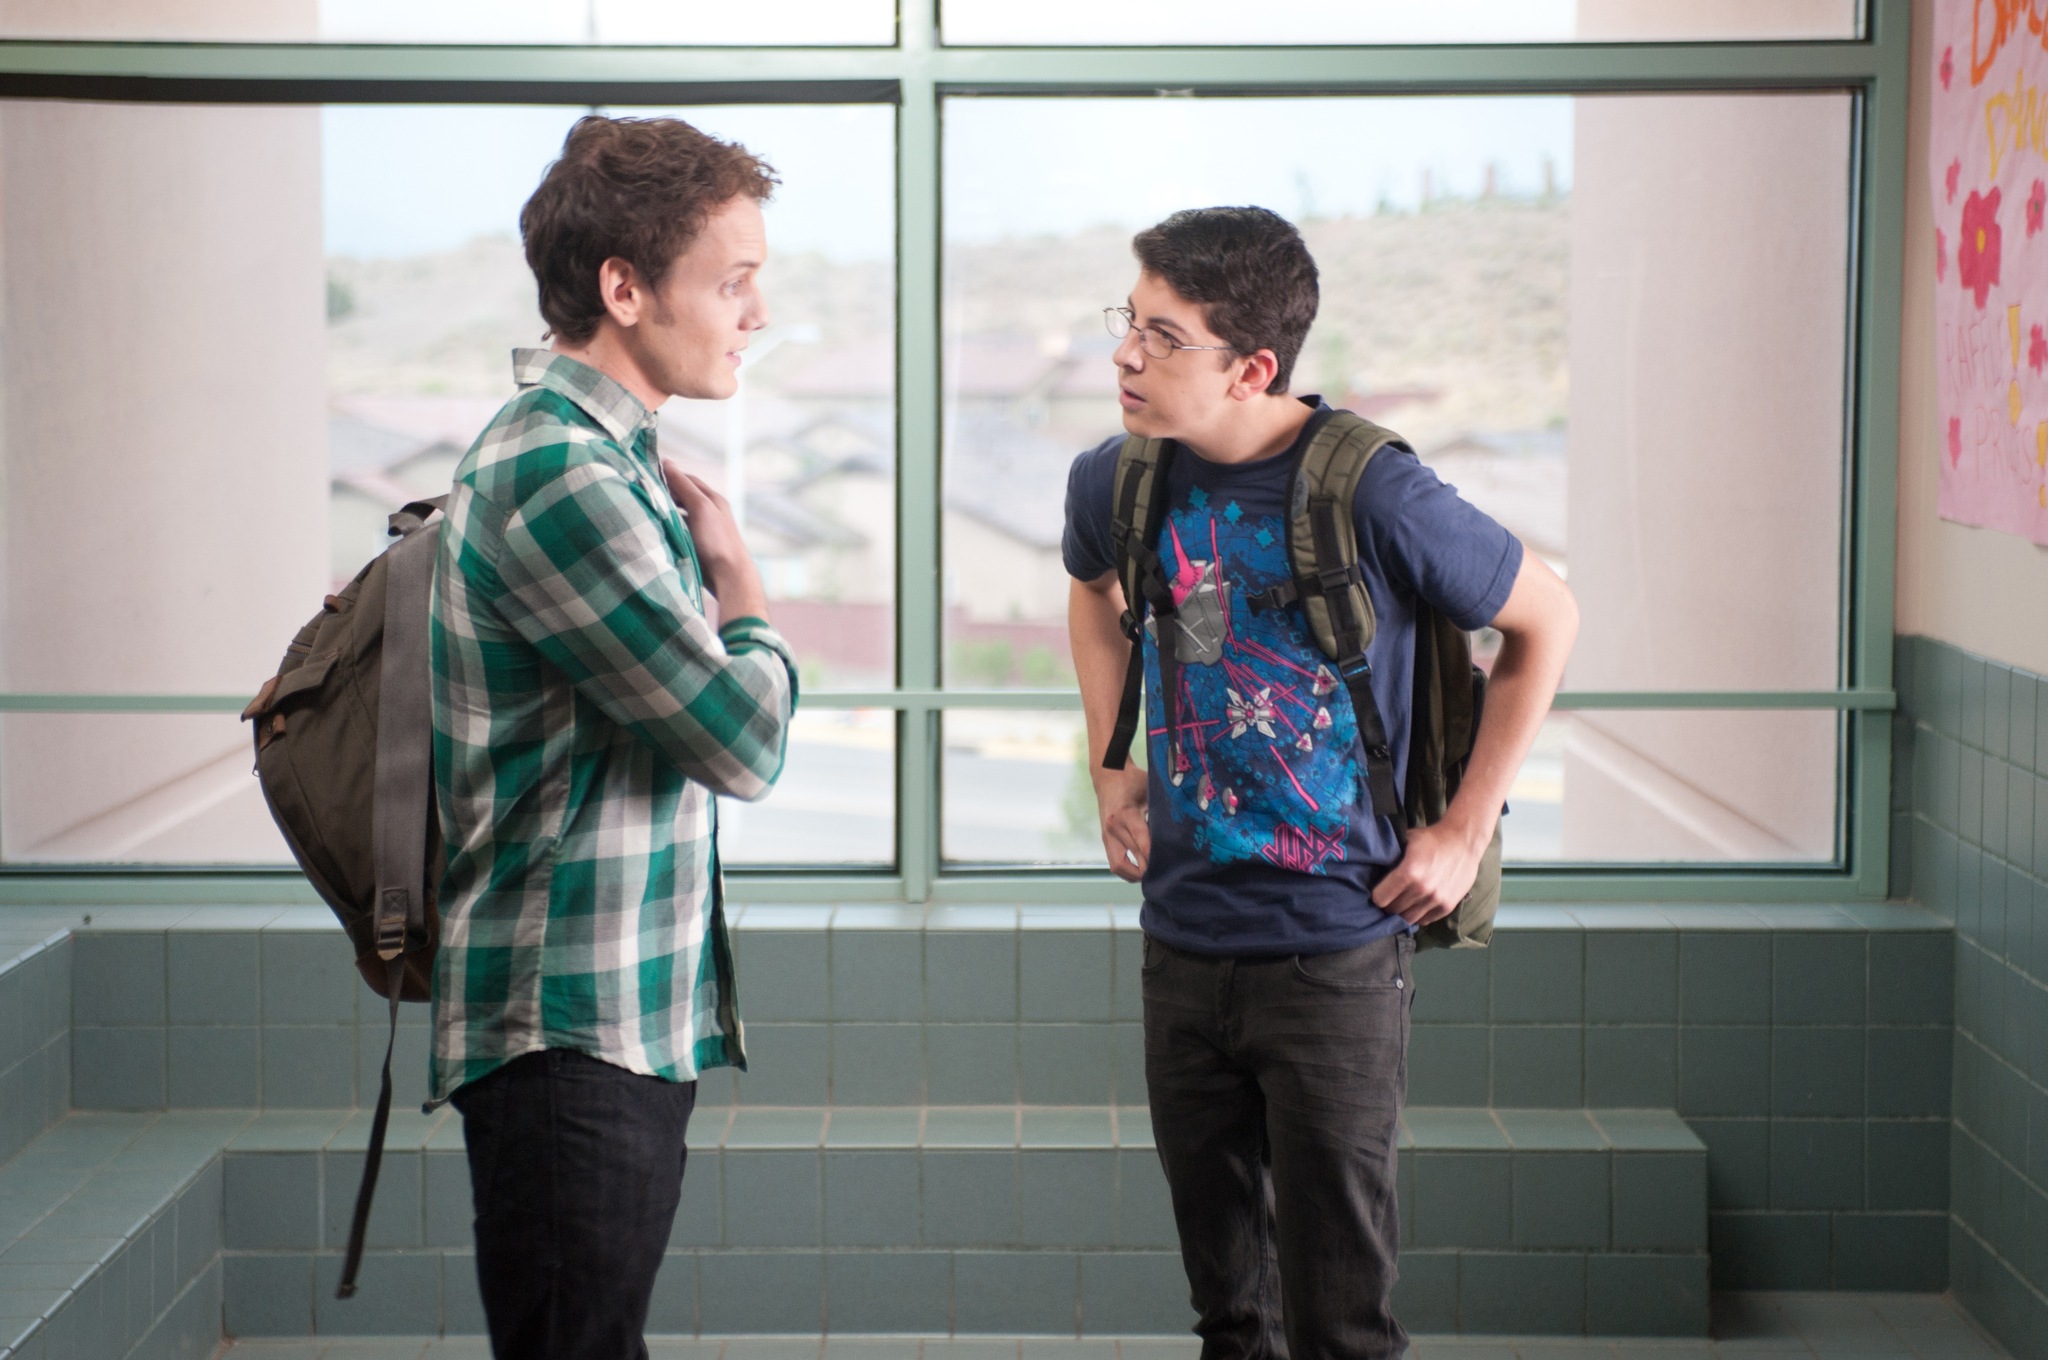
[1353,446,1524,631]
[1061,437,1123,582]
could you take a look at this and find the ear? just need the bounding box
[596,256,648,330]
[1227,349,1282,401]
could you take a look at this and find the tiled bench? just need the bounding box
[0,1111,236,1360]
[0,896,1960,1351]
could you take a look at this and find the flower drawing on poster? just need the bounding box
[1930,0,2048,542]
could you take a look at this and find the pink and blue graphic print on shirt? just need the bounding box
[1144,488,1361,874]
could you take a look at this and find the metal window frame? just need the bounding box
[0,0,1906,906]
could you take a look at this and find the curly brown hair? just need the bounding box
[520,115,779,345]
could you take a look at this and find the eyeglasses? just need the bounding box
[1104,306,1237,361]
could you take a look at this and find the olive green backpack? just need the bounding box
[1102,411,1500,950]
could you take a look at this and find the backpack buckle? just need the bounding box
[1317,563,1361,596]
[1338,656,1373,682]
[375,889,410,959]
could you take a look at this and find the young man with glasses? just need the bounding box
[1065,206,1577,1358]
[429,115,796,1359]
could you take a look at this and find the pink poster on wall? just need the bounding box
[1930,0,2048,543]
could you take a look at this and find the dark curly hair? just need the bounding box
[520,115,779,345]
[1132,206,1319,394]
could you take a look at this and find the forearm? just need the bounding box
[704,556,769,628]
[1067,575,1135,780]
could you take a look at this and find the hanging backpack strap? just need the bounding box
[338,500,442,1301]
[1250,413,1408,831]
[1102,436,1180,771]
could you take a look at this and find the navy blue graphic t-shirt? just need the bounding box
[1063,401,1522,957]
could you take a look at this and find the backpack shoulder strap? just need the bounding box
[1252,411,1408,826]
[1102,435,1176,771]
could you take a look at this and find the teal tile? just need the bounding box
[698,1252,824,1333]
[925,1025,1018,1105]
[825,1252,951,1332]
[313,1251,441,1335]
[2011,763,2036,870]
[260,1027,356,1108]
[726,1109,825,1149]
[922,1150,1018,1247]
[1709,1211,1829,1290]
[166,1026,259,1108]
[1021,932,1112,1022]
[1412,1151,1511,1248]
[1403,1108,1508,1150]
[1963,747,1986,842]
[423,1149,471,1249]
[1768,1119,1864,1210]
[322,1150,422,1250]
[1115,1107,1154,1149]
[1496,1110,1602,1151]
[223,1152,320,1249]
[831,1024,922,1104]
[1512,1151,1608,1249]
[1696,1116,1780,1215]
[723,1150,820,1246]
[1391,1250,1457,1333]
[1585,1253,1707,1337]
[953,1251,1077,1333]
[227,1111,348,1153]
[1406,1027,1489,1105]
[1490,933,1582,1023]
[71,1028,164,1111]
[1019,1149,1115,1247]
[165,932,258,1026]
[1111,932,1144,1022]
[1867,1027,1952,1118]
[642,1251,694,1335]
[734,929,829,1021]
[1987,758,2012,859]
[1457,1251,1584,1334]
[926,933,1018,1022]
[74,935,165,1027]
[1584,1027,1677,1108]
[831,932,922,1022]
[223,1251,315,1336]
[1677,1027,1769,1118]
[823,1149,919,1247]
[1588,1110,1701,1151]
[1772,934,1865,1024]
[1111,1023,1145,1107]
[1115,1149,1177,1248]
[825,1108,920,1148]
[1078,1252,1194,1334]
[733,1025,829,1104]
[1411,948,1489,1023]
[1019,1025,1112,1105]
[1585,933,1678,1023]
[259,931,358,1026]
[1491,1027,1581,1107]
[923,1109,1017,1149]
[1021,1109,1114,1148]
[1868,933,1954,1025]
[1964,654,1989,749]
[1770,1028,1864,1117]
[1678,935,1772,1023]
[2033,671,2048,772]
[1832,1212,1948,1290]
[1611,1152,1705,1250]
[1866,1120,1949,1212]
[670,1149,720,1248]
[1989,665,2014,757]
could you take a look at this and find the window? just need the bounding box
[0,0,1903,898]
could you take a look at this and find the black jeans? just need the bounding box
[451,1048,697,1360]
[1142,931,1414,1360]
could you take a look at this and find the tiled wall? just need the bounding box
[0,933,69,1165]
[1897,635,2048,1355]
[1406,914,1952,1292]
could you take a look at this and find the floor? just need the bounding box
[213,1292,2009,1360]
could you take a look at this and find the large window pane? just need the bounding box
[720,710,895,867]
[942,710,1097,865]
[942,91,1852,864]
[0,98,890,866]
[0,0,893,45]
[943,0,1859,46]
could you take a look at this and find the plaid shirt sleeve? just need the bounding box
[490,456,795,801]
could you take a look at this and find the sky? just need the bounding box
[322,95,1575,264]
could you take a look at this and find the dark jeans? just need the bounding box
[1142,931,1414,1360]
[451,1048,697,1360]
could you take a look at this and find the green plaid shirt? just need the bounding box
[427,348,796,1105]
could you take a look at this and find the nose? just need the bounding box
[745,284,770,333]
[1113,329,1145,373]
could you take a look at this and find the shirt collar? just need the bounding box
[511,347,656,448]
